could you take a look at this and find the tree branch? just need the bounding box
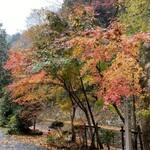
[112,103,125,123]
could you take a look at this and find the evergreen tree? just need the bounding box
[0,24,11,126]
[0,24,9,91]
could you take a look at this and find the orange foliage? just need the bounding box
[69,22,150,105]
[4,8,150,107]
[4,50,30,78]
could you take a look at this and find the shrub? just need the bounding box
[47,134,55,143]
[50,121,64,129]
[100,129,116,148]
[0,95,13,127]
[6,113,31,134]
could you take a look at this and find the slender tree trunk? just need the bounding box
[141,97,150,150]
[65,82,94,140]
[80,77,103,149]
[112,103,125,123]
[68,87,94,140]
[70,103,76,142]
[61,76,103,148]
[132,95,138,150]
[84,109,94,140]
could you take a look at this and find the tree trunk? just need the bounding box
[70,105,76,142]
[84,109,94,140]
[141,96,150,150]
[80,77,103,149]
[139,42,150,150]
[112,103,124,123]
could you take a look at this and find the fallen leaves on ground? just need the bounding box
[0,140,12,145]
[10,133,52,149]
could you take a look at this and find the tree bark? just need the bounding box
[141,96,150,150]
[80,77,103,149]
[69,96,76,142]
[70,106,76,142]
[112,103,125,123]
[64,82,94,140]
[139,42,150,150]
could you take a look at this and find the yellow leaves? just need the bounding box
[8,70,46,97]
[0,140,11,145]
[5,1,150,109]
[72,20,79,27]
[68,22,148,104]
[10,134,47,148]
[68,14,72,20]
[72,46,84,58]
[47,86,64,99]
[68,4,95,28]
[81,59,98,76]
[102,53,145,100]
[14,85,51,103]
[138,109,150,118]
[57,97,72,112]
[121,37,141,58]
[104,54,139,82]
[83,75,97,86]
[104,41,119,60]
[9,70,62,103]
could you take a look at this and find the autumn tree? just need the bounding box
[67,5,150,148]
[3,26,46,133]
[4,2,150,149]
[0,27,22,133]
[4,8,104,147]
[118,0,150,149]
[62,0,119,27]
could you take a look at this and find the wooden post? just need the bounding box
[124,97,132,150]
[33,115,36,130]
[84,124,88,149]
[120,126,125,150]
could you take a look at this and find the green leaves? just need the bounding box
[96,61,111,72]
[95,98,104,110]
[119,0,150,34]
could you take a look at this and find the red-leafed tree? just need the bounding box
[69,21,149,106]
[4,2,150,148]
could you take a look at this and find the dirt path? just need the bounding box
[0,128,47,150]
